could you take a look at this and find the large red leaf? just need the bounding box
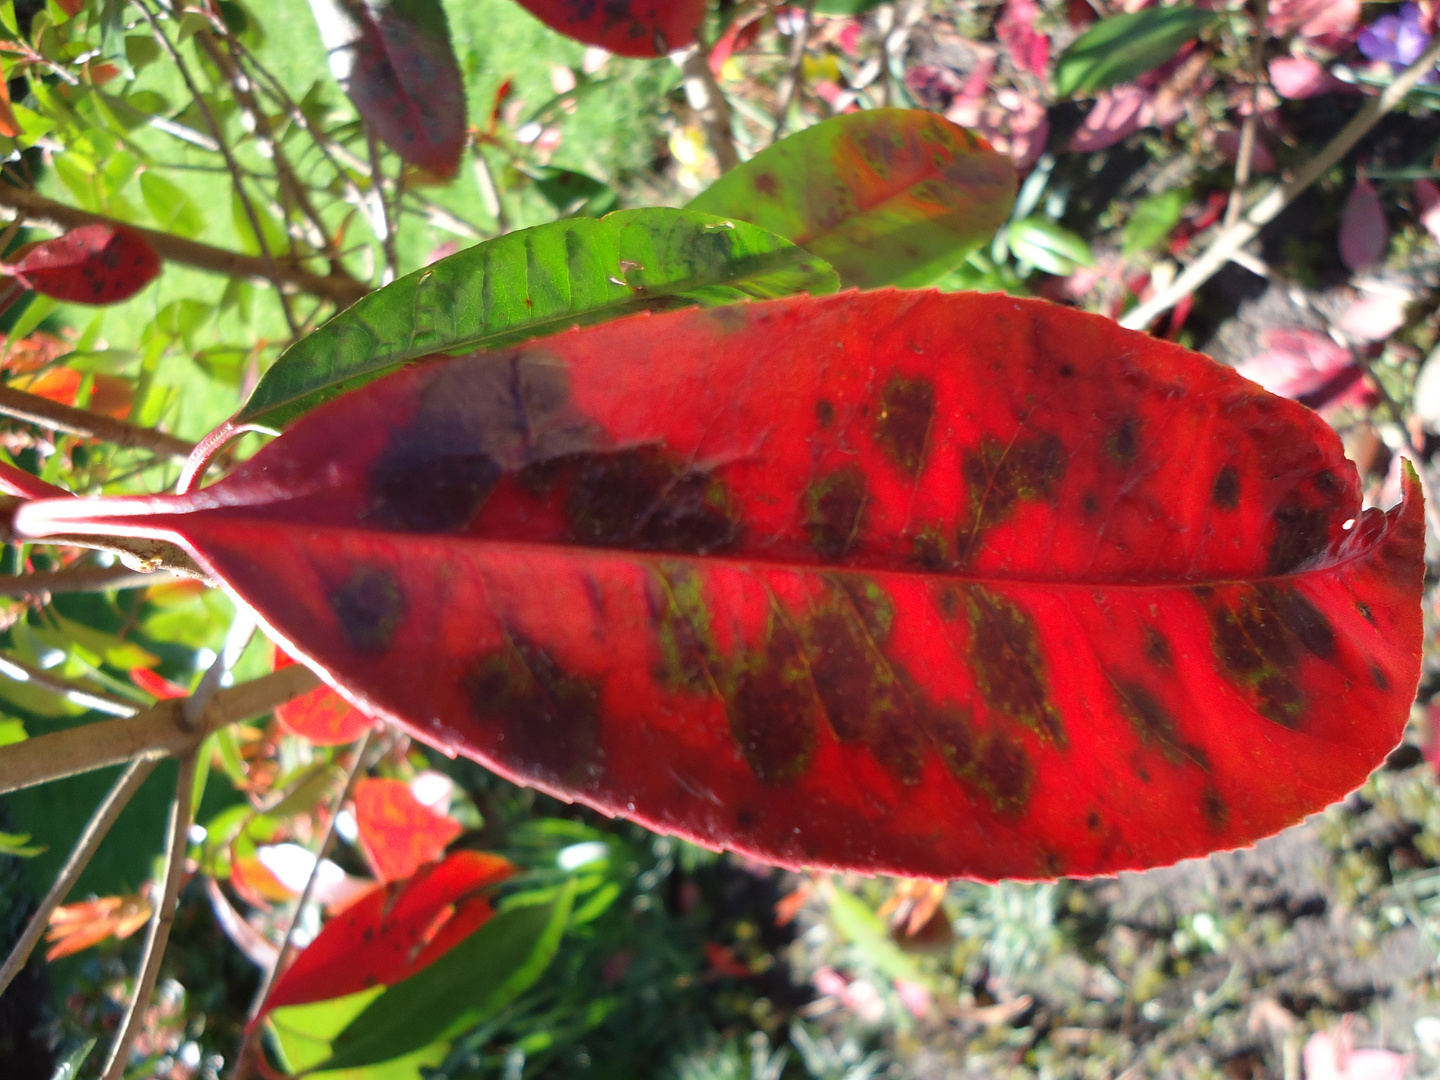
[514,0,706,58]
[308,0,466,177]
[259,850,515,1017]
[13,292,1424,881]
[4,224,161,304]
[353,777,464,882]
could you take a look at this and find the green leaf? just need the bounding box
[49,1038,95,1080]
[0,718,25,745]
[1053,6,1217,99]
[141,171,205,239]
[1007,217,1095,276]
[814,0,886,12]
[688,108,1016,289]
[267,989,449,1079]
[827,888,926,986]
[1122,187,1189,258]
[321,880,577,1070]
[531,166,617,218]
[234,207,839,431]
[0,829,45,856]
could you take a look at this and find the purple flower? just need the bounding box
[1359,2,1432,66]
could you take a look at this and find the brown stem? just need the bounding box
[0,384,196,460]
[0,183,367,306]
[679,43,741,174]
[0,562,186,600]
[770,0,816,144]
[99,751,197,1080]
[0,664,322,795]
[0,758,158,998]
[1223,0,1268,230]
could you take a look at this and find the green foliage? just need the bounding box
[1053,6,1217,99]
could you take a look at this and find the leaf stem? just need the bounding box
[0,384,196,460]
[0,183,367,306]
[98,750,198,1080]
[0,757,159,998]
[0,562,187,600]
[0,664,322,795]
[1121,32,1440,331]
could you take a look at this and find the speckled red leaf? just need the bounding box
[309,0,466,176]
[514,0,706,57]
[14,292,1424,881]
[259,850,514,1018]
[5,224,161,305]
[353,777,464,882]
[274,650,375,745]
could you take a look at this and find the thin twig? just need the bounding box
[770,0,816,144]
[182,611,256,730]
[1224,0,1268,230]
[0,384,196,460]
[472,149,509,234]
[0,758,158,998]
[678,43,741,173]
[0,651,139,716]
[0,184,368,305]
[135,0,301,336]
[99,750,198,1080]
[1122,33,1440,331]
[0,664,322,794]
[231,728,376,1080]
[0,562,185,600]
[365,127,399,285]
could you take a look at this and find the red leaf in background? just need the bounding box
[15,292,1424,881]
[354,777,463,882]
[273,650,375,745]
[1416,178,1440,242]
[1266,0,1360,43]
[996,0,1050,81]
[307,0,466,177]
[258,850,514,1018]
[130,666,188,699]
[515,0,706,58]
[4,224,160,305]
[1269,56,1349,100]
[1234,328,1372,412]
[1337,294,1407,343]
[1068,85,1151,153]
[1340,174,1389,272]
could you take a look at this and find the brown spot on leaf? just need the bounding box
[1114,679,1203,768]
[1370,662,1391,691]
[974,731,1034,816]
[936,585,961,622]
[804,466,868,560]
[465,634,602,788]
[754,173,778,196]
[1105,416,1138,466]
[1261,585,1335,660]
[1211,465,1239,511]
[1086,810,1102,830]
[1143,625,1173,669]
[1357,601,1376,625]
[369,451,500,532]
[815,399,835,428]
[1268,495,1331,574]
[649,565,721,696]
[730,619,817,785]
[329,565,405,653]
[967,588,1065,745]
[563,446,739,554]
[1201,785,1229,831]
[959,432,1066,559]
[874,374,935,478]
[1205,585,1327,729]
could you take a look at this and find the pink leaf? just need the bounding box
[1267,0,1361,42]
[1337,294,1408,342]
[1269,56,1347,99]
[1216,130,1278,173]
[997,0,1050,81]
[1340,175,1389,272]
[1303,1024,1409,1080]
[1234,328,1368,410]
[1415,178,1440,241]
[1069,85,1152,152]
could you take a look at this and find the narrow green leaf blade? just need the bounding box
[320,882,577,1070]
[233,208,839,431]
[1053,6,1216,99]
[687,108,1016,289]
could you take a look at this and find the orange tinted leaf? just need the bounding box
[354,777,463,882]
[258,850,514,1017]
[276,684,375,745]
[130,666,189,699]
[45,893,152,960]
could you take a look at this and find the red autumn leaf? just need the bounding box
[308,0,466,177]
[273,649,375,745]
[46,893,153,960]
[1234,328,1373,413]
[996,0,1050,81]
[4,224,161,305]
[1340,174,1389,272]
[14,292,1424,882]
[353,777,464,883]
[515,0,706,58]
[259,850,514,1018]
[130,666,189,699]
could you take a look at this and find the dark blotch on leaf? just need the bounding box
[1261,585,1335,660]
[1211,465,1239,511]
[730,622,817,785]
[369,452,500,532]
[960,432,1066,558]
[1268,495,1331,574]
[966,588,1064,745]
[874,375,936,478]
[649,565,721,696]
[1201,786,1229,831]
[1114,679,1201,767]
[1143,625,1173,669]
[466,634,601,787]
[804,466,868,560]
[815,400,835,428]
[1370,662,1391,691]
[329,565,406,653]
[1106,417,1138,466]
[974,732,1033,816]
[565,446,739,554]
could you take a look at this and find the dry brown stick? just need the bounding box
[0,563,185,600]
[0,664,322,795]
[135,1,301,337]
[0,757,158,999]
[1223,0,1269,230]
[99,750,197,1080]
[0,384,196,460]
[1122,32,1440,331]
[0,184,367,306]
[679,43,741,173]
[770,0,816,144]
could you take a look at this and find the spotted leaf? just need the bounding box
[689,110,1017,288]
[13,292,1424,881]
[513,0,706,58]
[4,224,161,305]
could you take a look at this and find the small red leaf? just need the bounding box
[1339,175,1389,272]
[515,0,706,58]
[259,850,514,1018]
[274,651,375,745]
[308,0,466,176]
[15,293,1425,882]
[996,0,1050,81]
[130,666,189,699]
[354,777,464,883]
[5,224,161,305]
